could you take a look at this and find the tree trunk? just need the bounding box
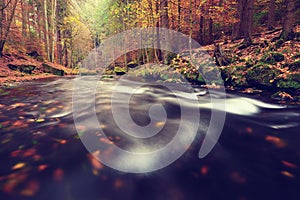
[177,0,181,31]
[50,0,57,62]
[21,0,27,37]
[198,15,204,44]
[155,1,162,62]
[0,0,4,42]
[208,18,213,44]
[43,0,50,60]
[0,0,18,57]
[280,0,295,41]
[36,1,43,45]
[213,44,230,66]
[57,28,62,64]
[267,0,276,30]
[160,0,169,63]
[63,40,68,67]
[235,0,254,45]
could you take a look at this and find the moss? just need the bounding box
[114,66,127,75]
[291,54,300,60]
[246,63,280,87]
[289,60,300,71]
[261,52,285,65]
[127,61,138,68]
[36,56,44,62]
[254,48,261,55]
[220,65,248,87]
[114,66,127,72]
[277,73,300,89]
[277,81,300,89]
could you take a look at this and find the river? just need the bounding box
[0,77,300,200]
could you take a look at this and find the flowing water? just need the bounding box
[0,77,300,200]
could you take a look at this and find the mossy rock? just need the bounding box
[36,56,44,62]
[220,66,248,87]
[289,60,300,71]
[246,63,280,87]
[261,52,285,65]
[42,63,64,76]
[127,61,138,68]
[8,64,36,74]
[271,91,294,101]
[114,66,127,75]
[277,73,300,89]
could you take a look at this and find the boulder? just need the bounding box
[277,73,300,90]
[114,66,127,76]
[261,52,284,65]
[246,63,280,88]
[42,63,65,76]
[127,61,138,68]
[27,51,39,58]
[8,64,36,74]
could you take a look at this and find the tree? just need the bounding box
[267,0,276,30]
[43,0,50,60]
[235,0,254,46]
[280,0,295,41]
[0,0,18,57]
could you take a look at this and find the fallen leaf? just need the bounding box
[281,171,295,178]
[265,135,286,148]
[200,166,209,175]
[281,160,298,169]
[53,169,64,181]
[36,118,45,123]
[12,162,26,170]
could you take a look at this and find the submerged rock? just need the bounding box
[271,91,294,101]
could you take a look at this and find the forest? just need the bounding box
[0,0,300,99]
[0,0,298,66]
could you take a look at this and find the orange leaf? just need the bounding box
[12,162,26,170]
[281,160,298,169]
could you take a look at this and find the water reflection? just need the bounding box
[0,77,300,200]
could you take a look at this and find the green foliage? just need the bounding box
[261,52,285,65]
[220,65,247,87]
[277,80,300,89]
[114,66,127,73]
[127,64,182,82]
[246,63,280,87]
[276,73,300,90]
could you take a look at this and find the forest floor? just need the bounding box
[1,27,300,101]
[127,26,300,102]
[0,53,76,87]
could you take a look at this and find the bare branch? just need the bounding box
[0,0,13,11]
